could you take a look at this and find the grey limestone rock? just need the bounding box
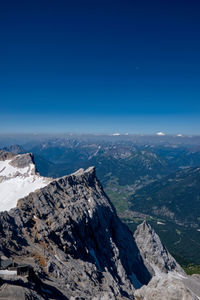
[0,150,16,161]
[134,220,185,276]
[9,153,35,169]
[134,273,200,300]
[133,221,200,300]
[0,166,151,299]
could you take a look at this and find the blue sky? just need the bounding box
[1,0,200,134]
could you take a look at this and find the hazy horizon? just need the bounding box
[1,132,200,138]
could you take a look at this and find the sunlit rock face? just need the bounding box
[134,221,185,276]
[0,165,151,299]
[134,221,200,300]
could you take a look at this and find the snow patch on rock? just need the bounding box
[0,152,51,212]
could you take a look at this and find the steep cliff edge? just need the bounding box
[134,222,200,300]
[134,220,185,276]
[0,166,151,299]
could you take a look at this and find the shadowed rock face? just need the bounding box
[0,167,151,299]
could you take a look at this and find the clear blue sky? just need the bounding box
[1,0,200,134]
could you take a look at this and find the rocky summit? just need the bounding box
[134,222,200,300]
[0,150,51,212]
[0,151,199,299]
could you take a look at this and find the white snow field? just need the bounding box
[0,154,51,212]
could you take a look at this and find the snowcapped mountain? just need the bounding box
[0,150,51,212]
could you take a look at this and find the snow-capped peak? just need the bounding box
[112,133,120,136]
[156,132,165,136]
[0,151,52,212]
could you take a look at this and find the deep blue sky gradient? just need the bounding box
[1,0,200,134]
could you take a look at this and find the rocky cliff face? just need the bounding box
[0,165,152,299]
[0,151,199,299]
[134,221,185,276]
[134,222,200,300]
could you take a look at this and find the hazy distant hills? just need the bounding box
[24,139,200,187]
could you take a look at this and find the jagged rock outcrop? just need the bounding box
[0,276,44,300]
[9,152,34,169]
[134,221,185,276]
[134,273,200,300]
[0,150,15,161]
[0,272,68,300]
[0,166,151,299]
[134,221,200,300]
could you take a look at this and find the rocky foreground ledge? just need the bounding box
[0,157,199,299]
